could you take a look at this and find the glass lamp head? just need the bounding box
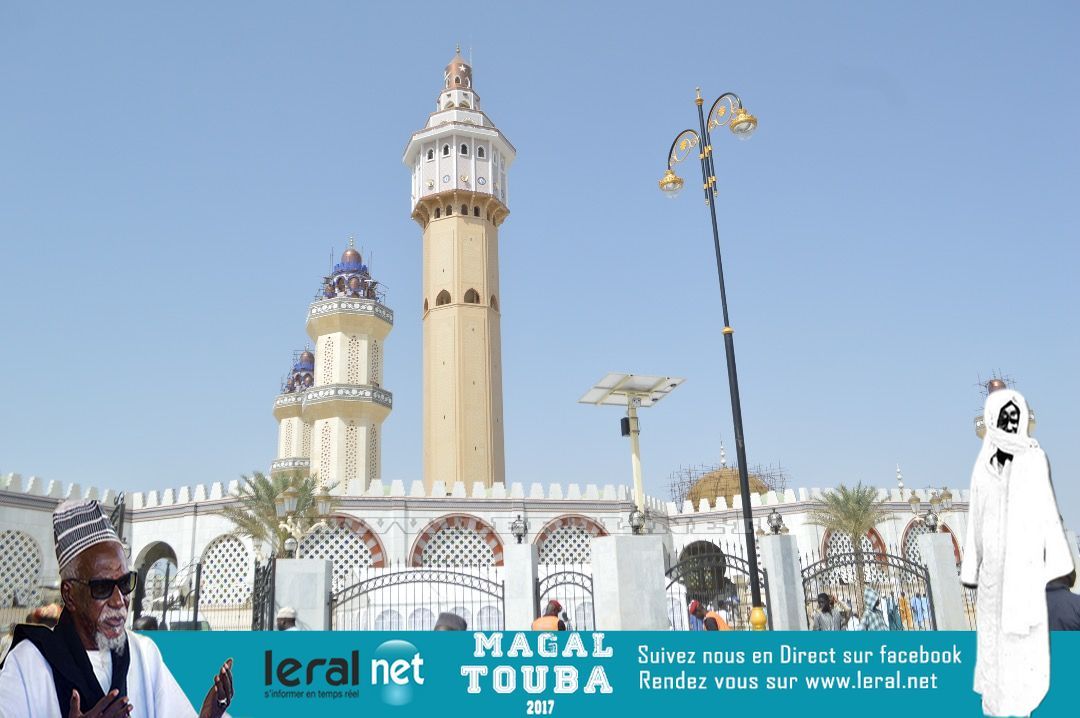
[281,486,301,515]
[629,508,646,534]
[908,494,921,515]
[274,492,287,519]
[658,169,684,198]
[284,536,298,557]
[729,107,758,140]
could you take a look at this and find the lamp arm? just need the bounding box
[666,128,701,170]
[706,92,744,135]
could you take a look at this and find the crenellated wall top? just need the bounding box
[1,472,968,517]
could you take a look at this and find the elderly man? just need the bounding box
[0,500,234,717]
[275,608,299,632]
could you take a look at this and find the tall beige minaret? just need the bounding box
[403,50,515,490]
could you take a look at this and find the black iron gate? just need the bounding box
[331,565,505,631]
[666,549,771,630]
[801,551,936,630]
[251,557,277,631]
[536,564,595,630]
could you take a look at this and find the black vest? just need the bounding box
[5,610,130,716]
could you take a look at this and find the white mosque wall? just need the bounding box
[2,470,973,597]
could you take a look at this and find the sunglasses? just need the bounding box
[67,572,138,600]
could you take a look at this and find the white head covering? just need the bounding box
[963,389,1071,635]
[53,499,123,572]
[276,607,297,620]
[980,388,1038,459]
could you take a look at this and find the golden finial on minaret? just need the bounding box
[348,236,355,248]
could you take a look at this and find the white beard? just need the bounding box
[95,626,127,655]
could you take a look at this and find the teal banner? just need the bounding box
[151,631,1080,717]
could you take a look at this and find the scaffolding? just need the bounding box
[667,459,789,507]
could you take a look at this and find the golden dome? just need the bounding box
[341,247,362,264]
[687,467,768,509]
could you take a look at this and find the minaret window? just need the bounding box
[460,144,469,156]
[426,149,434,161]
[424,298,429,312]
[434,208,441,218]
[455,77,461,85]
[436,290,451,306]
[460,204,468,215]
[443,145,450,157]
[490,295,499,311]
[473,206,480,217]
[446,205,453,215]
[464,289,480,304]
[477,146,485,159]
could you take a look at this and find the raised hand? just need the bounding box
[198,658,234,718]
[68,689,132,718]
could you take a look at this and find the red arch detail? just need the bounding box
[409,513,504,567]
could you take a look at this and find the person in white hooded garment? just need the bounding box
[0,499,235,718]
[960,388,1074,717]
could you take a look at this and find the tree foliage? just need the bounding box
[219,471,334,555]
[806,482,889,611]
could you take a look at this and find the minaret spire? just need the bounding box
[403,54,517,490]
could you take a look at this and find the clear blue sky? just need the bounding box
[2,2,1078,529]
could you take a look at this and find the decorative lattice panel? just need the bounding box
[319,423,332,471]
[281,422,294,456]
[347,336,361,384]
[320,336,335,384]
[367,425,377,481]
[370,340,381,386]
[823,531,887,584]
[903,522,933,565]
[0,531,42,606]
[301,423,312,455]
[904,523,960,567]
[420,527,494,567]
[299,523,373,592]
[538,526,592,564]
[345,424,358,481]
[200,536,251,604]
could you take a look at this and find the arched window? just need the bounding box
[490,295,499,311]
[434,208,441,218]
[426,149,434,160]
[460,204,468,215]
[442,144,450,157]
[477,146,485,159]
[473,206,480,217]
[460,144,469,156]
[436,290,451,306]
[423,298,429,312]
[464,289,480,304]
[446,205,453,215]
[455,76,461,85]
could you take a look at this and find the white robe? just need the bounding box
[0,631,198,718]
[961,389,1074,717]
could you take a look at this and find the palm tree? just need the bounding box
[806,482,888,613]
[220,471,334,556]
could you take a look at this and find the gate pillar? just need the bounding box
[504,542,539,630]
[917,533,965,630]
[758,534,806,630]
[275,558,332,630]
[591,535,668,630]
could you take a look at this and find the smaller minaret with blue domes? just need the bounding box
[272,242,394,493]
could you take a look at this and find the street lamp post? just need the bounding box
[659,88,764,628]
